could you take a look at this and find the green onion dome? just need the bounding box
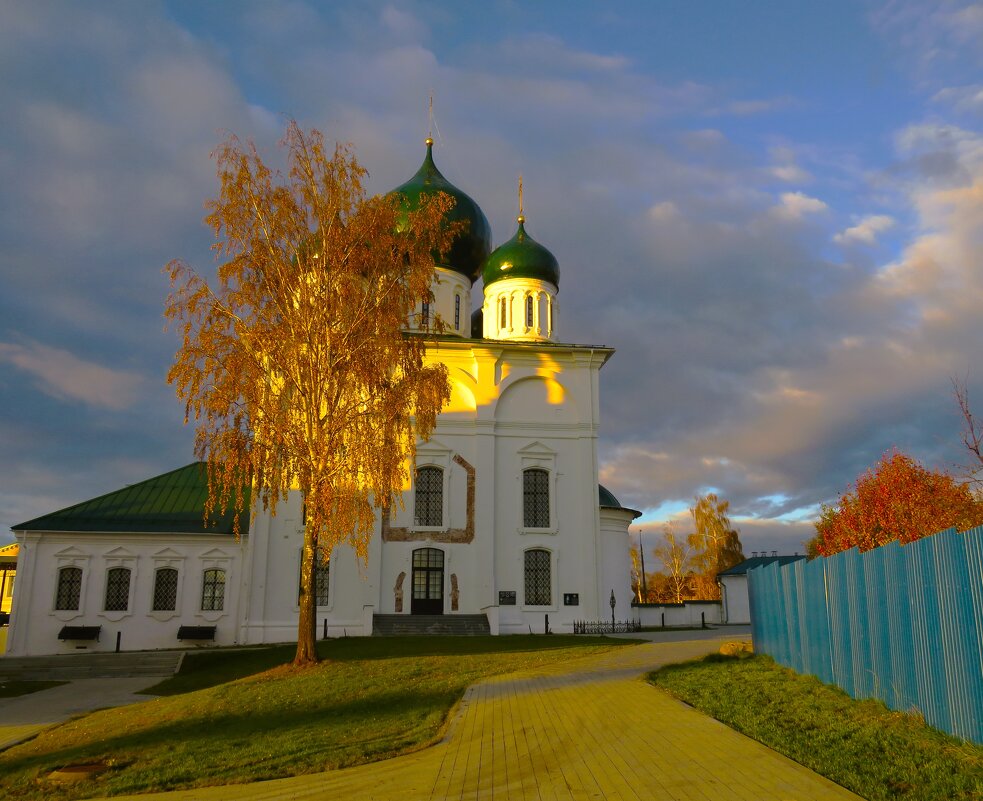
[482,215,560,290]
[391,139,492,284]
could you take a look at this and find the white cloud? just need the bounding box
[933,85,983,115]
[0,338,144,410]
[834,214,896,246]
[773,191,828,220]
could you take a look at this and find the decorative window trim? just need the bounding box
[99,550,137,622]
[521,547,556,610]
[151,567,180,617]
[52,551,90,621]
[409,445,453,533]
[196,551,232,622]
[148,551,186,621]
[517,442,558,535]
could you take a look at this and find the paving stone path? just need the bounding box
[100,636,861,801]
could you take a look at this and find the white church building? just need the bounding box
[5,140,640,656]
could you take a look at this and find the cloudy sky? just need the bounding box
[3,1,983,555]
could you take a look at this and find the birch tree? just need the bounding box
[166,123,453,664]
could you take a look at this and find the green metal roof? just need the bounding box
[482,218,560,290]
[598,484,642,520]
[12,463,249,535]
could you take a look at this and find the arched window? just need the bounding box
[455,294,461,330]
[55,567,82,611]
[104,567,131,611]
[524,549,551,605]
[415,466,443,526]
[523,468,550,528]
[201,568,226,611]
[526,295,534,328]
[152,568,178,612]
[500,297,507,329]
[547,299,552,334]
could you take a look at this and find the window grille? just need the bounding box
[523,468,550,528]
[526,295,534,328]
[455,294,461,329]
[315,555,330,607]
[152,568,178,611]
[422,301,430,327]
[524,549,551,605]
[104,567,131,612]
[201,568,225,611]
[415,466,443,526]
[500,297,507,328]
[55,567,82,611]
[412,548,443,600]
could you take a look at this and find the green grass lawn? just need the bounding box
[650,653,983,801]
[0,680,67,698]
[0,636,633,800]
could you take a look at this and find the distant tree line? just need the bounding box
[632,493,745,604]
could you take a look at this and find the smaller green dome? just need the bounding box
[482,216,560,290]
[598,484,622,509]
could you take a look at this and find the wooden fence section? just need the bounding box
[749,527,983,744]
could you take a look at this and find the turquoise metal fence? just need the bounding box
[749,527,983,744]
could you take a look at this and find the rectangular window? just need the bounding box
[201,568,225,611]
[455,294,461,329]
[524,549,551,605]
[152,568,178,612]
[414,466,443,527]
[55,567,82,611]
[104,567,131,612]
[421,301,430,327]
[526,295,534,328]
[523,469,550,528]
[315,554,330,607]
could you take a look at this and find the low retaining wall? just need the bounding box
[632,601,722,627]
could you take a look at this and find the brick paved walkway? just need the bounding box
[101,637,861,801]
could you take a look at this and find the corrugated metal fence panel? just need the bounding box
[826,550,856,696]
[941,527,983,743]
[750,527,983,744]
[803,557,834,683]
[906,532,950,735]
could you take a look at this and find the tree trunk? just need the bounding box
[294,523,319,666]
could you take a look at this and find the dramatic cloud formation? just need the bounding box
[2,1,983,560]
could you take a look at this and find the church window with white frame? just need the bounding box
[315,553,330,607]
[524,548,551,605]
[152,567,178,612]
[523,468,550,528]
[55,566,82,611]
[104,567,131,612]
[201,568,225,611]
[414,466,443,527]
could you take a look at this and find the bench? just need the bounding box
[58,625,101,641]
[177,625,216,641]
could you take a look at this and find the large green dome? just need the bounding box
[482,217,560,290]
[391,140,492,284]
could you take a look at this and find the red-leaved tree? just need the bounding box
[810,451,983,557]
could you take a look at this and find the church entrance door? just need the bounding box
[411,547,444,615]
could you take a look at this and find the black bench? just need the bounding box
[58,625,101,641]
[177,625,216,641]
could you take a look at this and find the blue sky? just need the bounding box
[3,1,983,555]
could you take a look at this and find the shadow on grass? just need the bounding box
[0,684,459,797]
[146,635,635,696]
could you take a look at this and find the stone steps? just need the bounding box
[0,650,183,681]
[373,614,490,636]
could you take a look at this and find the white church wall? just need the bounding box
[7,532,242,656]
[599,508,636,623]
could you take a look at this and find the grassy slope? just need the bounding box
[650,654,983,801]
[0,636,632,800]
